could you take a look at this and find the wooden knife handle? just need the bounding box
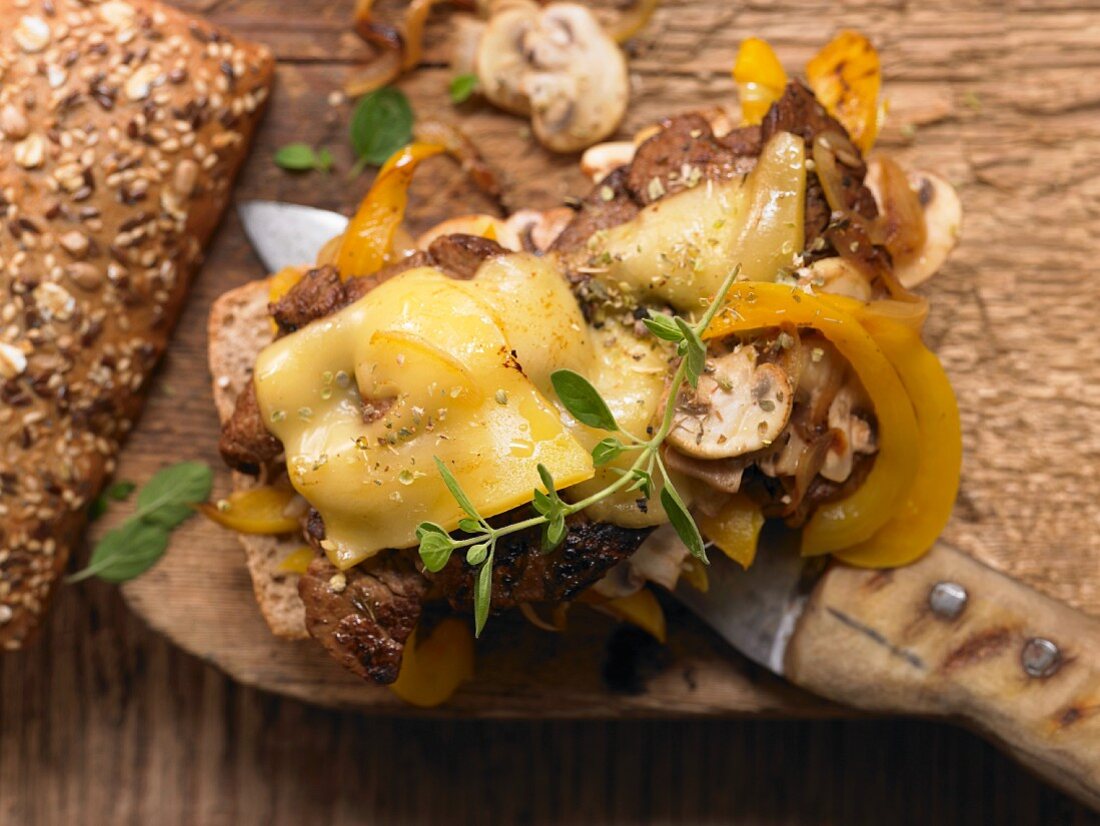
[785,542,1100,810]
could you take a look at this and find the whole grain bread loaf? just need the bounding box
[0,0,274,649]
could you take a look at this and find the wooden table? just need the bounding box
[3,581,1099,824]
[4,0,1100,821]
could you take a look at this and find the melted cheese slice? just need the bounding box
[254,255,599,569]
[252,133,810,568]
[588,131,806,312]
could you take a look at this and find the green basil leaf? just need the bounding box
[449,72,479,104]
[466,542,489,566]
[137,461,213,529]
[474,552,494,637]
[591,437,624,467]
[274,143,320,171]
[350,87,414,167]
[417,522,455,573]
[457,517,481,534]
[316,147,334,173]
[550,369,619,431]
[660,485,707,563]
[643,312,683,342]
[89,480,136,522]
[434,457,480,520]
[73,519,170,584]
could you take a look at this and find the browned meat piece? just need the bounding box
[218,382,282,474]
[426,233,507,280]
[718,124,763,157]
[763,81,878,222]
[270,254,433,336]
[427,512,651,610]
[804,174,831,254]
[551,166,641,254]
[269,265,346,334]
[298,551,429,684]
[626,114,758,205]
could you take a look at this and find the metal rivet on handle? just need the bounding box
[1021,637,1062,678]
[929,581,968,620]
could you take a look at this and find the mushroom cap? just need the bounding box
[667,345,794,460]
[476,2,629,153]
[865,160,962,288]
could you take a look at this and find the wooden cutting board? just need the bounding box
[108,0,1100,715]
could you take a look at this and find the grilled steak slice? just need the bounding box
[427,512,652,610]
[551,166,640,255]
[299,551,429,684]
[219,381,283,473]
[626,114,759,205]
[426,233,507,280]
[269,265,346,334]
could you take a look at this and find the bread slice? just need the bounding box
[208,212,575,640]
[208,280,309,639]
[0,1,274,650]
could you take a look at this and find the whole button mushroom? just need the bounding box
[476,1,629,153]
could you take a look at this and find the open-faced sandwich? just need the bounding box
[206,33,962,706]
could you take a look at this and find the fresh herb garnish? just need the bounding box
[449,72,479,104]
[88,480,136,522]
[349,87,414,175]
[67,461,213,584]
[274,143,334,173]
[417,266,742,636]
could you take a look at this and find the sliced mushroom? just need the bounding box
[666,345,793,459]
[865,159,962,288]
[502,207,575,252]
[580,140,636,182]
[476,2,629,152]
[797,257,874,301]
[592,523,687,598]
[819,383,877,483]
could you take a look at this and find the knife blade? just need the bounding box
[670,525,826,675]
[237,199,1100,809]
[237,200,348,272]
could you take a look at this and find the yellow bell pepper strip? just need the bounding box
[599,588,667,643]
[200,484,302,535]
[389,618,475,708]
[704,283,919,556]
[820,296,962,568]
[696,493,765,569]
[806,31,882,153]
[276,547,315,575]
[733,37,788,125]
[335,142,444,278]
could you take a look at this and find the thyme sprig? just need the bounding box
[417,266,741,636]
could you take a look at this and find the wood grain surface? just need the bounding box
[3,0,1100,820]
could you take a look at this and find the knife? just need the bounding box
[237,199,1100,810]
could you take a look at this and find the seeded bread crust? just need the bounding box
[0,0,274,649]
[208,279,309,639]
